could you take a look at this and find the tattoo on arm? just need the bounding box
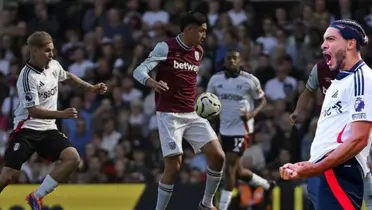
[66,72,93,91]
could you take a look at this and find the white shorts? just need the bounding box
[364,172,372,208]
[156,111,218,157]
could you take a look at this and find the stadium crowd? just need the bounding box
[0,0,371,187]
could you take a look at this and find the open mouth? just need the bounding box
[324,53,332,66]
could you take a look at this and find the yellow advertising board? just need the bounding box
[0,184,145,210]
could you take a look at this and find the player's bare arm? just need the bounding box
[290,64,318,125]
[281,122,372,179]
[133,41,169,93]
[315,121,372,171]
[242,96,266,121]
[28,106,77,119]
[65,72,107,94]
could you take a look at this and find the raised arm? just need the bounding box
[56,60,107,94]
[65,71,94,92]
[133,41,169,92]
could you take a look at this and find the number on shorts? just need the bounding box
[233,138,244,150]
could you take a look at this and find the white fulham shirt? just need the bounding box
[310,60,372,176]
[13,60,67,131]
[207,71,264,135]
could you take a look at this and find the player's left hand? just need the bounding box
[91,83,107,94]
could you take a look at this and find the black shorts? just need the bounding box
[221,135,250,156]
[4,128,73,170]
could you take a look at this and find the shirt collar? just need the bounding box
[26,61,45,74]
[176,34,192,51]
[336,60,365,80]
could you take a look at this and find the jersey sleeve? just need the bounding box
[206,75,217,94]
[54,60,68,81]
[305,64,319,92]
[18,72,39,108]
[349,71,372,122]
[133,41,168,85]
[250,75,265,99]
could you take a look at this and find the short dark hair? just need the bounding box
[179,11,207,31]
[226,47,240,54]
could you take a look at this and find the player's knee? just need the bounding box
[225,153,238,171]
[59,147,81,168]
[209,150,225,169]
[164,155,182,173]
[226,153,238,165]
[0,167,19,185]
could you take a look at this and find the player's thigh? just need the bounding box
[183,113,219,153]
[364,173,372,208]
[317,158,364,210]
[4,130,36,171]
[34,130,74,162]
[156,112,185,157]
[221,135,246,158]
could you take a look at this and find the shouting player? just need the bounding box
[281,19,372,210]
[133,12,225,210]
[207,49,275,210]
[0,31,107,210]
[290,59,372,210]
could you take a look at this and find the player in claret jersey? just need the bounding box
[281,19,372,210]
[133,11,225,210]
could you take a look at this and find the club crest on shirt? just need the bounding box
[354,97,365,112]
[194,51,200,61]
[25,93,33,101]
[168,142,176,150]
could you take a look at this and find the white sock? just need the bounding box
[155,182,174,210]
[249,173,270,190]
[34,175,59,199]
[202,167,223,207]
[219,190,233,210]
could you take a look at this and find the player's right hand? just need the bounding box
[148,80,169,93]
[289,110,299,125]
[62,108,78,118]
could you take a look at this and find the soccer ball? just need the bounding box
[195,92,221,119]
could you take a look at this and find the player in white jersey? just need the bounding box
[290,61,372,209]
[280,19,372,210]
[207,49,275,210]
[0,31,107,210]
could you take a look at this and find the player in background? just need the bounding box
[290,60,372,209]
[207,49,275,210]
[281,19,372,209]
[289,60,337,124]
[0,31,107,210]
[133,12,225,210]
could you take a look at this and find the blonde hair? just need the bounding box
[27,31,53,48]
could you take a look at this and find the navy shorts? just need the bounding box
[307,157,364,210]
